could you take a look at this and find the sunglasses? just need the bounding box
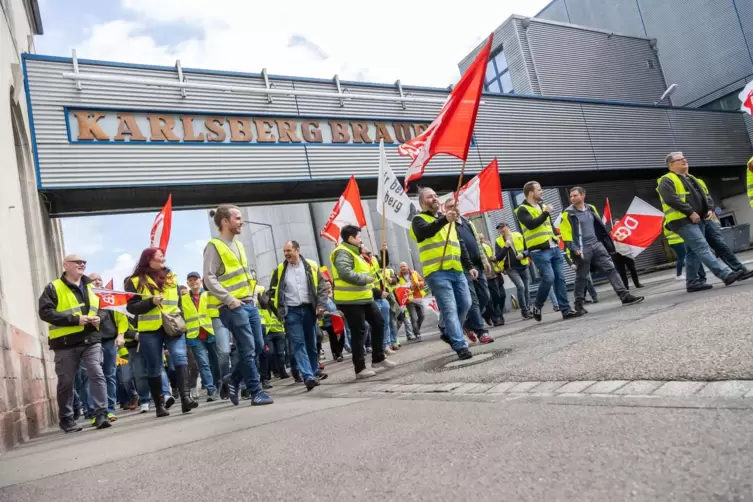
[66,260,87,266]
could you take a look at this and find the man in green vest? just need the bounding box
[331,225,397,378]
[203,204,273,406]
[182,272,218,401]
[38,254,112,433]
[657,152,746,292]
[479,233,505,326]
[495,223,533,320]
[410,187,473,360]
[515,181,580,322]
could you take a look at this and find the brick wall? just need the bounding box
[0,317,56,453]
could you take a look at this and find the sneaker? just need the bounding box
[224,375,239,406]
[457,349,473,360]
[687,284,713,293]
[293,374,304,383]
[465,330,478,344]
[107,412,117,423]
[261,380,274,390]
[305,379,319,391]
[365,347,373,354]
[493,319,505,327]
[317,372,328,381]
[60,420,83,433]
[93,413,112,430]
[591,298,599,304]
[73,407,81,420]
[738,269,753,281]
[574,302,588,315]
[206,391,218,402]
[484,318,493,327]
[532,306,542,322]
[127,397,139,410]
[553,305,560,312]
[675,274,686,281]
[723,270,744,286]
[336,356,344,362]
[372,358,397,370]
[440,333,452,345]
[384,347,396,355]
[635,283,645,288]
[562,310,583,319]
[356,369,377,380]
[220,379,230,399]
[251,391,274,406]
[621,294,645,306]
[521,310,533,320]
[478,334,495,344]
[164,395,175,410]
[140,403,149,413]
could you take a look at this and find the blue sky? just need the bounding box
[42,0,550,287]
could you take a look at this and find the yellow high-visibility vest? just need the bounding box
[746,157,753,209]
[329,244,373,303]
[409,213,462,277]
[397,270,425,300]
[656,172,709,227]
[180,291,215,339]
[130,273,180,333]
[47,279,100,339]
[482,242,504,273]
[205,238,256,313]
[259,308,285,333]
[664,228,684,245]
[496,233,530,267]
[514,204,555,249]
[558,204,600,246]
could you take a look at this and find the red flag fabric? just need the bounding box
[414,296,440,315]
[320,265,333,282]
[738,81,753,116]
[150,194,172,253]
[601,197,613,226]
[610,197,664,259]
[105,279,114,290]
[447,158,503,216]
[93,287,135,316]
[329,312,345,336]
[398,34,493,188]
[320,176,368,243]
[394,285,411,307]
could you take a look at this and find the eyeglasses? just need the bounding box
[66,260,87,266]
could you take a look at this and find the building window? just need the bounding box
[485,49,514,94]
[701,89,743,112]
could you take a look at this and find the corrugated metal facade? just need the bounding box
[26,55,752,191]
[531,0,753,108]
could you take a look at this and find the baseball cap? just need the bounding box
[187,271,201,279]
[496,223,508,229]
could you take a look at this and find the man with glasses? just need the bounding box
[657,152,745,292]
[38,255,112,433]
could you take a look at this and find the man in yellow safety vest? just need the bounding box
[479,233,505,327]
[38,254,112,433]
[181,271,219,401]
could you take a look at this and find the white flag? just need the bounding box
[377,140,417,229]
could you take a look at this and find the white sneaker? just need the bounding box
[140,403,149,413]
[675,275,685,281]
[384,347,395,355]
[372,358,397,370]
[356,369,377,380]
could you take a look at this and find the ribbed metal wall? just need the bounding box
[524,20,666,104]
[25,55,753,191]
[537,0,570,23]
[564,0,648,38]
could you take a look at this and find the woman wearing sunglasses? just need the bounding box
[126,247,197,417]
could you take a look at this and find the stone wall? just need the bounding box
[0,316,57,453]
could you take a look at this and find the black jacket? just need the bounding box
[411,211,474,270]
[516,202,557,252]
[562,204,616,257]
[657,174,713,232]
[267,257,328,319]
[39,274,101,350]
[494,235,529,271]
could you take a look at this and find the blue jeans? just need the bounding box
[139,330,188,378]
[425,270,471,352]
[74,365,92,416]
[547,288,559,307]
[219,303,263,395]
[211,317,232,381]
[506,267,531,312]
[530,248,570,312]
[187,337,216,394]
[676,221,732,288]
[703,220,745,271]
[463,268,489,333]
[284,305,319,381]
[127,346,171,403]
[90,338,118,414]
[376,298,398,349]
[670,243,687,277]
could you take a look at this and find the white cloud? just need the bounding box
[61,217,105,257]
[184,239,207,257]
[64,0,551,88]
[102,253,137,289]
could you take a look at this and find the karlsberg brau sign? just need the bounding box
[69,110,429,145]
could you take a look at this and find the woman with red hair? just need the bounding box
[126,248,197,417]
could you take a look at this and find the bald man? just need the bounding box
[39,254,111,432]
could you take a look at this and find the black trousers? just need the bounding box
[337,302,384,373]
[323,325,345,359]
[485,275,506,321]
[267,332,287,377]
[406,302,425,337]
[612,253,641,289]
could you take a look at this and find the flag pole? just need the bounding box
[438,159,468,268]
[381,198,388,286]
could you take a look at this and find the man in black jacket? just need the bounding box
[559,187,644,314]
[38,254,111,432]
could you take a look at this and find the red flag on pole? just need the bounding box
[320,176,368,243]
[398,34,493,189]
[610,197,664,258]
[320,265,333,282]
[602,197,613,226]
[445,158,503,216]
[150,194,172,253]
[394,285,411,307]
[105,279,114,290]
[93,287,136,316]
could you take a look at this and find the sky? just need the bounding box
[43,0,551,287]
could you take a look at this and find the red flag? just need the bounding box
[150,194,172,253]
[329,312,345,336]
[394,286,411,307]
[320,176,368,243]
[93,287,135,316]
[398,34,493,188]
[602,197,613,226]
[739,81,753,116]
[610,197,664,258]
[446,158,503,216]
[105,279,114,290]
[320,265,333,282]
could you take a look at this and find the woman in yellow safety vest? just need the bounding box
[126,247,196,418]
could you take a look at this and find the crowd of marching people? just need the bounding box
[40,151,753,433]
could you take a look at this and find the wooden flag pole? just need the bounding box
[381,199,388,286]
[438,159,468,268]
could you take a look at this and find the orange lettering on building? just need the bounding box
[392,122,413,143]
[329,121,351,143]
[74,111,109,141]
[181,116,206,142]
[205,118,226,142]
[147,115,180,142]
[411,123,428,137]
[374,122,394,143]
[254,119,277,143]
[350,122,373,144]
[301,120,323,143]
[228,118,253,142]
[113,113,146,141]
[276,120,302,143]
